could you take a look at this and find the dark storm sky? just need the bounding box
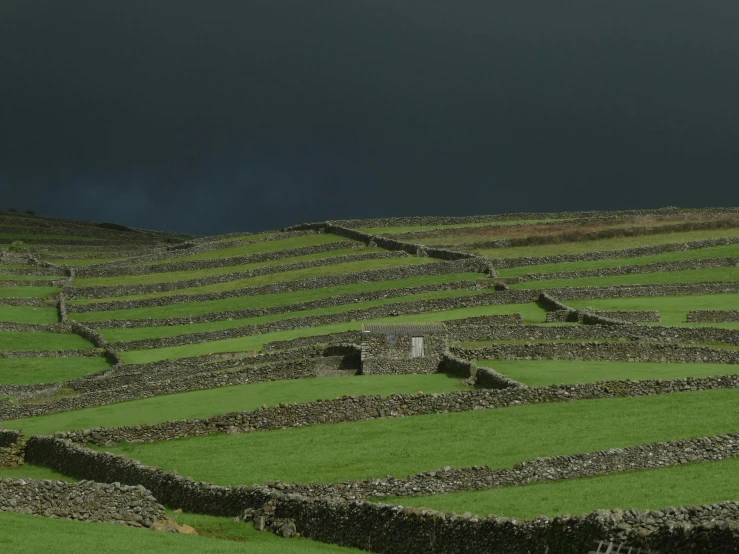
[1,1,738,235]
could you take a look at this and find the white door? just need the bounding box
[410,336,424,358]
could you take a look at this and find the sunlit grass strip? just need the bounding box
[393,457,739,520]
[481,359,739,387]
[0,306,59,324]
[0,331,92,350]
[4,374,470,435]
[0,286,59,298]
[0,356,111,385]
[99,388,739,486]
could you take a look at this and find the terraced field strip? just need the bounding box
[512,266,739,289]
[0,274,59,281]
[0,510,361,553]
[355,219,566,234]
[70,273,482,321]
[394,457,739,519]
[71,256,436,303]
[97,289,537,343]
[565,293,739,325]
[475,227,739,258]
[0,233,102,241]
[496,244,739,277]
[39,258,126,266]
[122,302,545,363]
[0,286,59,298]
[100,388,739,486]
[74,247,376,287]
[144,233,345,263]
[0,356,112,385]
[480,360,739,386]
[3,374,471,435]
[0,331,92,350]
[0,306,58,324]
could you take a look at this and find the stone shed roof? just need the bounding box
[361,322,448,335]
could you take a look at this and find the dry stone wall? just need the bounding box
[67,258,487,313]
[687,310,739,323]
[0,430,25,467]
[546,310,660,323]
[0,478,164,528]
[494,236,739,269]
[67,250,403,299]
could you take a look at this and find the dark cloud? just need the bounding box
[1,1,738,235]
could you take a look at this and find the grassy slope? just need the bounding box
[497,244,739,277]
[0,511,362,554]
[102,389,739,486]
[122,303,546,363]
[394,457,739,519]
[0,331,92,350]
[5,374,469,435]
[74,247,373,287]
[72,273,483,322]
[513,266,739,289]
[481,360,739,386]
[475,228,739,258]
[564,293,739,325]
[0,286,58,298]
[355,218,565,234]
[0,306,58,324]
[72,256,435,304]
[0,356,111,385]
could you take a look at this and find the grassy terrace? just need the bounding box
[145,233,345,263]
[0,331,92,350]
[480,360,739,386]
[474,227,739,258]
[0,233,101,240]
[354,218,566,234]
[0,274,59,281]
[0,306,58,324]
[497,243,739,277]
[99,291,542,343]
[0,286,58,298]
[74,247,376,287]
[38,258,125,266]
[101,389,739,486]
[71,256,435,303]
[0,356,111,385]
[4,374,470,435]
[512,266,739,289]
[395,457,739,519]
[565,293,739,325]
[71,273,483,321]
[0,511,361,554]
[121,303,545,363]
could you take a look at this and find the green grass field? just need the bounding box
[0,306,58,324]
[480,360,739,386]
[74,247,374,287]
[0,286,58,298]
[71,273,482,321]
[475,227,739,258]
[394,457,739,519]
[0,356,111,385]
[0,511,362,553]
[496,243,739,277]
[0,273,59,281]
[4,374,470,435]
[0,331,92,350]
[72,256,435,304]
[565,293,739,325]
[121,303,545,363]
[102,389,739,486]
[512,266,739,289]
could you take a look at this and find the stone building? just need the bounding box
[360,322,448,374]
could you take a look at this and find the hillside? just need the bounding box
[1,207,739,553]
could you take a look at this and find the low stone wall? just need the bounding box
[67,250,405,299]
[687,310,739,323]
[0,349,98,358]
[518,256,739,282]
[47,373,739,447]
[67,258,488,313]
[0,430,25,467]
[434,219,739,251]
[0,322,62,332]
[75,240,362,277]
[250,494,739,554]
[494,236,739,269]
[83,281,478,329]
[545,310,660,323]
[453,341,739,363]
[475,366,524,389]
[551,280,739,300]
[0,478,164,528]
[263,331,359,352]
[437,352,477,378]
[443,314,523,328]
